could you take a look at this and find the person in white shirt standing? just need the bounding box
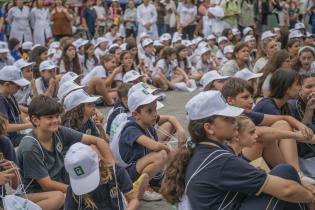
[136,0,159,41]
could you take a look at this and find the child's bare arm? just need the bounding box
[36,176,68,193]
[136,135,170,153]
[125,191,139,210]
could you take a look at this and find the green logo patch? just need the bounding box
[74,166,85,176]
[142,89,150,95]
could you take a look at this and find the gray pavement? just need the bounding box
[100,90,197,210]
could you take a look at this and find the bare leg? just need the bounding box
[88,77,115,105]
[25,191,64,210]
[156,121,175,142]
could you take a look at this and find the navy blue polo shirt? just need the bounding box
[119,118,158,165]
[82,118,100,137]
[253,98,281,115]
[185,140,268,210]
[64,165,132,210]
[245,111,264,126]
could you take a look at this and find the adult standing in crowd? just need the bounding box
[82,0,97,39]
[137,0,159,40]
[124,0,138,38]
[51,0,73,41]
[164,0,177,35]
[176,0,197,40]
[30,0,52,46]
[6,0,32,43]
[94,0,107,37]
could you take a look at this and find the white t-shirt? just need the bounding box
[176,3,197,26]
[81,65,123,86]
[253,57,268,73]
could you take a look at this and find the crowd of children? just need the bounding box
[1,1,315,210]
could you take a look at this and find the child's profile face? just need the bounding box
[229,90,253,112]
[40,51,49,61]
[224,52,233,60]
[134,101,158,126]
[208,116,236,140]
[202,52,211,61]
[7,82,21,95]
[21,67,33,81]
[32,114,61,132]
[300,51,314,70]
[105,58,117,71]
[300,77,315,102]
[286,79,301,99]
[41,69,56,80]
[212,79,225,91]
[238,120,257,148]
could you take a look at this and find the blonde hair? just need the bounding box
[236,115,251,134]
[72,158,113,209]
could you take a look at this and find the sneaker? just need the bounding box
[142,186,163,201]
[299,171,315,185]
[132,173,149,199]
[157,93,167,101]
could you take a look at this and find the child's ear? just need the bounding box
[30,115,40,127]
[204,122,214,136]
[226,96,235,105]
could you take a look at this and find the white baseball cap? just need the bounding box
[108,43,120,51]
[128,89,163,113]
[49,41,60,49]
[217,36,228,44]
[185,90,244,120]
[64,89,100,110]
[48,48,56,56]
[207,34,216,40]
[223,45,234,54]
[192,37,203,45]
[153,40,164,47]
[182,40,193,47]
[273,27,280,32]
[95,37,109,47]
[199,47,211,56]
[39,60,57,72]
[128,82,157,97]
[289,30,304,39]
[234,68,263,81]
[243,27,253,36]
[295,22,305,30]
[207,6,224,18]
[14,59,33,70]
[200,70,229,89]
[298,46,315,57]
[142,38,153,47]
[0,65,30,87]
[244,35,255,42]
[73,39,88,50]
[65,143,100,196]
[232,28,241,36]
[22,41,33,50]
[123,70,143,83]
[0,41,9,53]
[57,81,84,101]
[261,30,276,41]
[31,44,42,51]
[172,35,182,43]
[140,32,149,39]
[60,72,80,85]
[159,33,172,42]
[306,32,313,38]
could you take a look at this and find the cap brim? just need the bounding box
[139,95,161,110]
[124,75,143,83]
[13,78,30,87]
[21,62,34,69]
[216,105,244,117]
[0,49,9,53]
[249,73,263,80]
[82,96,101,104]
[70,167,100,195]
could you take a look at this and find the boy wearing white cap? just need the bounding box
[14,59,37,114]
[0,65,32,146]
[35,60,60,98]
[16,95,114,194]
[116,89,171,200]
[0,41,14,70]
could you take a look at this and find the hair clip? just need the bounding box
[185,137,195,149]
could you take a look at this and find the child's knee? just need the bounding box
[271,120,292,131]
[156,149,168,163]
[270,164,299,182]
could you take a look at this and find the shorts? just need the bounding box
[126,161,164,186]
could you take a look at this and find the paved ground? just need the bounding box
[100,90,197,210]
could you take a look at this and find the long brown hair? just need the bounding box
[161,116,216,204]
[61,104,85,131]
[256,50,290,97]
[60,44,82,75]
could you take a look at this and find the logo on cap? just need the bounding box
[142,89,150,95]
[74,166,85,176]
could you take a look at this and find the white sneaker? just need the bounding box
[142,189,163,201]
[299,171,315,185]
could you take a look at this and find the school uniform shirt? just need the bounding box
[35,77,58,97]
[65,165,132,210]
[185,140,268,210]
[261,73,272,93]
[176,3,197,27]
[195,59,213,73]
[154,59,177,79]
[82,57,98,75]
[253,97,282,115]
[220,59,241,76]
[245,111,264,126]
[81,65,122,86]
[142,52,156,74]
[106,100,130,135]
[30,7,52,46]
[0,135,16,206]
[119,118,159,165]
[7,6,32,42]
[104,32,118,45]
[0,95,23,145]
[14,84,33,106]
[16,126,83,193]
[253,57,268,73]
[95,47,107,60]
[63,118,100,137]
